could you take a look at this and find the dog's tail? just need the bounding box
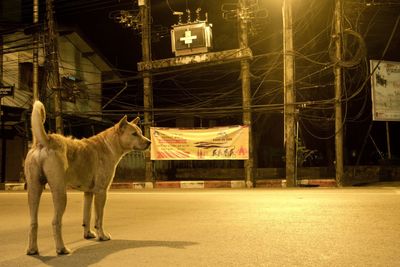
[31,100,49,147]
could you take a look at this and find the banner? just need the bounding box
[370,60,400,121]
[150,125,249,160]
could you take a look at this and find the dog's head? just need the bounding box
[116,116,151,151]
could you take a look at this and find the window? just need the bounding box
[61,76,83,103]
[18,62,44,92]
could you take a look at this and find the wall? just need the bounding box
[113,164,400,184]
[2,32,45,108]
[0,136,25,181]
[58,34,102,118]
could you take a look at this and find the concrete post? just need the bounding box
[238,0,254,188]
[334,0,344,186]
[283,0,296,187]
[140,0,154,188]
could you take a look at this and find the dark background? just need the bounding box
[3,0,400,167]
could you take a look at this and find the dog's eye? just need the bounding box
[132,132,138,136]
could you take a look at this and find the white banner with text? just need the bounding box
[150,125,249,160]
[370,60,400,121]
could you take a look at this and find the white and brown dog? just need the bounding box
[24,101,151,255]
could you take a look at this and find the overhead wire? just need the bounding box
[2,0,397,130]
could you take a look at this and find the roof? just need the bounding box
[59,29,122,83]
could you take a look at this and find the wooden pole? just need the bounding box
[33,0,39,101]
[140,0,153,187]
[238,0,254,188]
[334,0,344,186]
[46,0,63,134]
[386,122,391,160]
[283,0,296,187]
[0,99,5,184]
[0,37,4,184]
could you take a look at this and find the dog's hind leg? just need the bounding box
[26,167,43,255]
[94,191,111,241]
[83,192,96,239]
[47,179,71,255]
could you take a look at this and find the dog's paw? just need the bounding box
[98,233,111,241]
[26,248,39,256]
[56,247,71,255]
[84,231,97,239]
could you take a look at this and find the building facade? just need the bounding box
[0,29,120,183]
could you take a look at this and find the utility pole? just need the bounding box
[0,36,4,184]
[238,0,253,188]
[139,0,153,188]
[334,0,344,186]
[282,0,296,187]
[386,122,391,160]
[33,0,39,101]
[45,0,63,134]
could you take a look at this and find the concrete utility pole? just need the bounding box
[238,0,254,188]
[386,122,391,160]
[334,0,344,186]
[33,0,39,101]
[0,36,4,184]
[45,0,63,134]
[282,0,296,187]
[139,0,154,187]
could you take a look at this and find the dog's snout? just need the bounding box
[145,140,151,149]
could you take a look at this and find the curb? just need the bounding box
[297,179,337,187]
[110,179,337,189]
[0,179,337,191]
[0,183,25,191]
[109,180,248,189]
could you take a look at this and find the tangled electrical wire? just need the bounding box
[328,28,367,68]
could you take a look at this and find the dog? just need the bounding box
[24,100,151,255]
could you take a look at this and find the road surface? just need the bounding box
[1,186,400,266]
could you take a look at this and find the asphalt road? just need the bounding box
[1,186,400,267]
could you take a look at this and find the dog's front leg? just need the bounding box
[94,191,111,241]
[83,192,96,239]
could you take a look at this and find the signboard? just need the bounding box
[370,60,400,121]
[150,125,249,160]
[171,22,212,56]
[0,86,14,97]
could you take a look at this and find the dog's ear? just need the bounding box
[131,117,140,125]
[117,115,128,131]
